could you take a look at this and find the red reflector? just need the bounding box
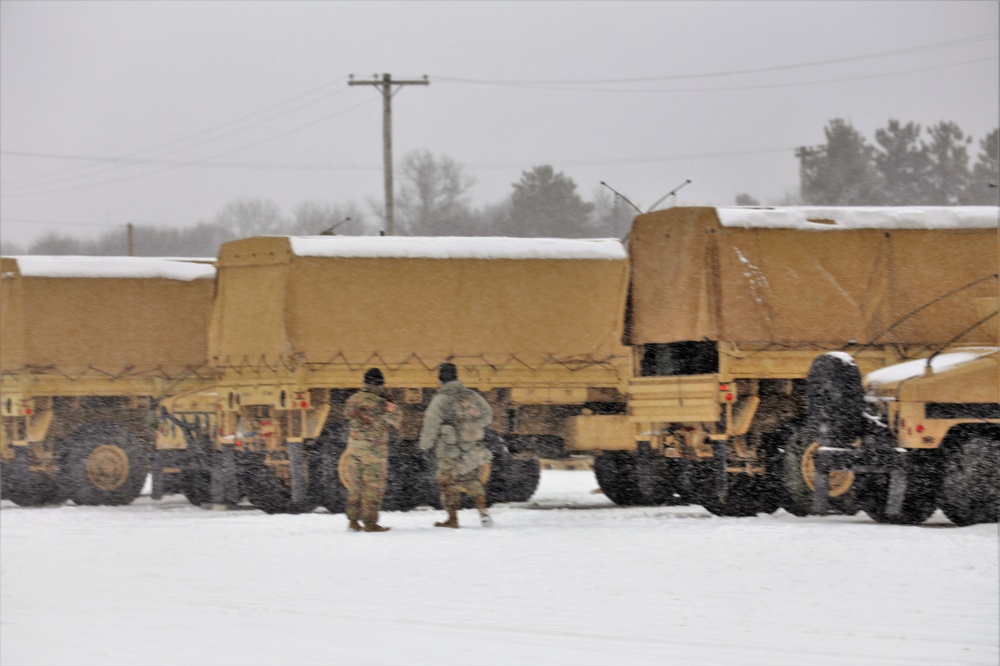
[25,408,33,415]
[726,394,734,401]
[719,384,728,391]
[916,424,925,433]
[300,401,308,408]
[235,440,242,447]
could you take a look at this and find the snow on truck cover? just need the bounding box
[865,347,999,386]
[8,256,215,280]
[715,206,998,229]
[286,236,626,260]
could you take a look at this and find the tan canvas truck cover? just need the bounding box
[626,206,999,348]
[209,236,628,370]
[1,256,215,378]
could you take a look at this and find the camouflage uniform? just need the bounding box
[419,379,493,515]
[342,386,401,527]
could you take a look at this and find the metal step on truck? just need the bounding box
[1,255,215,507]
[578,205,998,518]
[156,235,631,513]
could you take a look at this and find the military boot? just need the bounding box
[363,512,390,532]
[348,520,363,532]
[434,509,459,528]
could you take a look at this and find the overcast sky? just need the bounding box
[1,1,997,246]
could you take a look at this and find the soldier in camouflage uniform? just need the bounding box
[419,363,494,528]
[342,368,401,532]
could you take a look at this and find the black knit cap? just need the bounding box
[363,367,385,386]
[438,362,458,383]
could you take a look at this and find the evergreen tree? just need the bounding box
[874,120,929,205]
[924,121,972,205]
[505,165,595,237]
[734,193,761,206]
[797,119,883,205]
[967,128,999,205]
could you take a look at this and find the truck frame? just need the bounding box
[579,206,999,517]
[1,256,215,507]
[156,235,631,513]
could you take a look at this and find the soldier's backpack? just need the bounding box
[448,388,489,443]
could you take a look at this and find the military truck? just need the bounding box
[1,256,215,507]
[582,206,998,517]
[157,235,630,513]
[806,321,998,525]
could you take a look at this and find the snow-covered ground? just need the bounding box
[2,470,997,666]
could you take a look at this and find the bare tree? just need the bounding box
[589,188,633,238]
[212,198,286,239]
[396,149,476,235]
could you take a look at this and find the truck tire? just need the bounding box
[781,425,858,516]
[699,473,771,517]
[181,467,212,507]
[939,432,1000,526]
[593,452,642,506]
[1,450,66,507]
[862,449,942,525]
[806,353,867,448]
[60,423,150,506]
[504,456,541,502]
[238,449,321,514]
[382,443,419,512]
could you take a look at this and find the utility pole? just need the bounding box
[126,222,134,256]
[349,73,429,235]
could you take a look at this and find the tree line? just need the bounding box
[3,156,632,257]
[4,118,996,257]
[796,119,997,206]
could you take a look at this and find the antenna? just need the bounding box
[319,217,351,236]
[600,181,642,216]
[646,179,692,213]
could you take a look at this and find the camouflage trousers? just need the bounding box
[436,463,491,511]
[340,445,388,525]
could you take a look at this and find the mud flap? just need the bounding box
[712,439,728,502]
[884,466,908,518]
[288,441,307,505]
[635,441,655,501]
[151,450,165,500]
[211,444,239,505]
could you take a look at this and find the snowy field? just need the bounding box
[2,470,997,666]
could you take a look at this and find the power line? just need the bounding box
[1,76,352,190]
[1,151,382,171]
[0,217,122,228]
[435,56,996,94]
[432,32,997,86]
[1,96,380,198]
[0,146,796,175]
